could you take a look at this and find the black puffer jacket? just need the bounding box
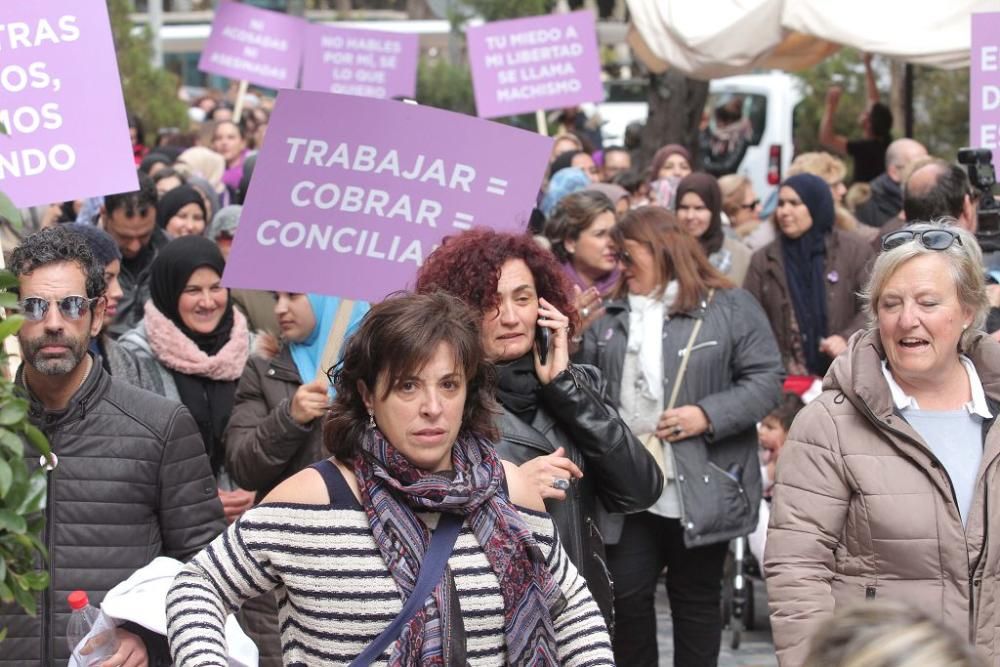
[0,356,226,667]
[494,364,663,628]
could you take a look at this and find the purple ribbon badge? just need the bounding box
[827,270,840,284]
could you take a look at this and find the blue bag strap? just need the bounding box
[349,512,464,667]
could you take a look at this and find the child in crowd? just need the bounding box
[749,393,805,567]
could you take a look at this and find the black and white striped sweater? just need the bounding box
[165,501,614,666]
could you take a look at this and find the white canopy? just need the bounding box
[626,0,1000,79]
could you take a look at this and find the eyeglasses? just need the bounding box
[17,295,97,321]
[740,199,761,211]
[881,228,962,252]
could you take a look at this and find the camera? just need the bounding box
[958,147,1000,248]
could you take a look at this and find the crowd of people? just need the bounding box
[2,72,999,667]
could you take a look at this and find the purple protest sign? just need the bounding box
[223,91,553,303]
[467,10,603,119]
[302,24,419,99]
[198,2,305,89]
[0,0,136,209]
[972,13,1000,165]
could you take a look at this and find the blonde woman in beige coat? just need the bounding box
[765,222,1000,665]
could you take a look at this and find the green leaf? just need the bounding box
[0,509,26,534]
[0,556,5,583]
[0,429,23,458]
[0,314,23,339]
[23,528,47,562]
[0,580,12,603]
[0,292,17,310]
[0,399,27,426]
[3,462,28,510]
[21,570,48,591]
[0,191,22,232]
[16,473,46,515]
[0,458,10,498]
[0,625,7,643]
[11,581,36,615]
[21,423,49,458]
[0,271,17,289]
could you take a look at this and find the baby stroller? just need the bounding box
[721,533,762,649]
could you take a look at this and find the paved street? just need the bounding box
[655,578,778,667]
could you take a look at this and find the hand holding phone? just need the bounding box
[533,298,569,385]
[535,324,551,365]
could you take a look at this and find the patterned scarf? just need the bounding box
[354,429,566,666]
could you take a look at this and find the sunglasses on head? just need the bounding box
[18,295,97,322]
[881,228,962,252]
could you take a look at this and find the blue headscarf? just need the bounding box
[542,167,590,217]
[289,294,370,383]
[779,173,835,376]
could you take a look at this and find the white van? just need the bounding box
[594,71,803,215]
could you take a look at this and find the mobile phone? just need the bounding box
[535,325,551,365]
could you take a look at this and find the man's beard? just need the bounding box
[21,331,89,376]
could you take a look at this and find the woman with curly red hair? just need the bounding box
[415,228,663,630]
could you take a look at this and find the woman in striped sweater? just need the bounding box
[165,292,614,666]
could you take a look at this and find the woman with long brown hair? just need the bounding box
[576,206,784,666]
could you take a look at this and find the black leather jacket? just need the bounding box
[494,364,663,628]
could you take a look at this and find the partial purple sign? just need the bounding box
[223,91,553,303]
[198,2,305,89]
[0,0,137,208]
[467,10,603,119]
[972,13,1000,165]
[302,24,419,100]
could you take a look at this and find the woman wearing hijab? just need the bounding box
[745,173,875,379]
[675,172,753,286]
[225,292,369,499]
[648,143,694,209]
[156,184,208,238]
[118,235,256,523]
[541,167,591,217]
[178,145,229,211]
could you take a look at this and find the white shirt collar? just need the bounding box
[881,356,993,418]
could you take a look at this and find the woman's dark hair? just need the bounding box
[213,119,247,141]
[543,190,615,262]
[414,229,578,335]
[766,393,805,432]
[128,114,145,146]
[152,167,186,187]
[207,103,234,121]
[612,206,733,309]
[612,169,645,194]
[324,292,499,460]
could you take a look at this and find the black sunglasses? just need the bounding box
[881,228,962,252]
[740,199,761,211]
[17,295,97,322]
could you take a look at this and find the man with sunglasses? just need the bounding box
[4,227,226,667]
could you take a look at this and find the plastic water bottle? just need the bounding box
[66,590,119,666]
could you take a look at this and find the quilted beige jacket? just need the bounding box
[765,328,1000,665]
